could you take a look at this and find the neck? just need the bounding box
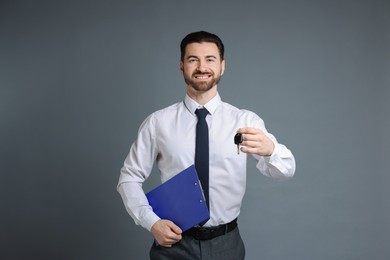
[186,85,218,105]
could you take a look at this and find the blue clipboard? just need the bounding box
[146,165,210,231]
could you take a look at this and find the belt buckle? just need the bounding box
[193,227,211,240]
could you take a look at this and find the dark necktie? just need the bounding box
[195,108,210,211]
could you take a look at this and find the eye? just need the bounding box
[206,55,217,63]
[188,58,198,63]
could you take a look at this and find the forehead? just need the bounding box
[184,42,220,58]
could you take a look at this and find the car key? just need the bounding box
[234,133,243,154]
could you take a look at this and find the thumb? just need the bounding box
[166,221,182,234]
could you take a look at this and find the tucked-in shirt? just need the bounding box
[117,93,295,231]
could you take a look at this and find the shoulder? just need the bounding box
[150,101,183,119]
[141,101,183,125]
[220,101,263,121]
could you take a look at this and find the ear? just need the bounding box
[180,61,184,73]
[221,59,225,76]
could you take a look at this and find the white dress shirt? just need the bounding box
[117,93,295,231]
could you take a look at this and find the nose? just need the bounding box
[196,60,207,72]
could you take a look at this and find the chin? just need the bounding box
[192,83,215,92]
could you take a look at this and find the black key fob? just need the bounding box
[234,133,243,145]
[234,133,243,154]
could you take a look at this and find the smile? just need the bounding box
[194,74,212,79]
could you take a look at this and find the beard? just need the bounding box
[184,71,222,92]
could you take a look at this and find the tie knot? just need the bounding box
[195,108,209,119]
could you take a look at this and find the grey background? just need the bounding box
[1,0,389,259]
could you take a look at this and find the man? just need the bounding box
[118,31,295,259]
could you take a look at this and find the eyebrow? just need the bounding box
[206,55,217,59]
[186,55,199,60]
[186,55,217,60]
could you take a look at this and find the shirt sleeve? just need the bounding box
[117,113,161,231]
[250,113,296,180]
[254,136,296,181]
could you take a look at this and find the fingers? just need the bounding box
[161,233,182,247]
[237,127,263,136]
[164,221,183,244]
[237,127,265,143]
[166,221,183,235]
[151,220,182,247]
[236,127,274,156]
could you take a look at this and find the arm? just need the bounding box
[117,114,159,231]
[117,114,182,246]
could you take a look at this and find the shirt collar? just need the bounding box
[184,93,221,116]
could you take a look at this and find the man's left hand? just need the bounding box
[237,127,275,156]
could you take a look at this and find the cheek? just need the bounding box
[211,65,223,74]
[183,66,196,75]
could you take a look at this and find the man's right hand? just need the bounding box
[151,219,182,247]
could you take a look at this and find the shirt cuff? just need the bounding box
[141,211,161,232]
[255,143,295,180]
[264,142,282,163]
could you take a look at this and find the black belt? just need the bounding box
[185,218,237,240]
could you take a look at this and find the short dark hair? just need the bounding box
[180,31,225,61]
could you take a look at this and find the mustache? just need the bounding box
[192,71,213,76]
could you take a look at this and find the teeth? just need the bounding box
[195,75,210,79]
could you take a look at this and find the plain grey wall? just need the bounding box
[1,0,389,259]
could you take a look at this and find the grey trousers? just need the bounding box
[149,226,245,260]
